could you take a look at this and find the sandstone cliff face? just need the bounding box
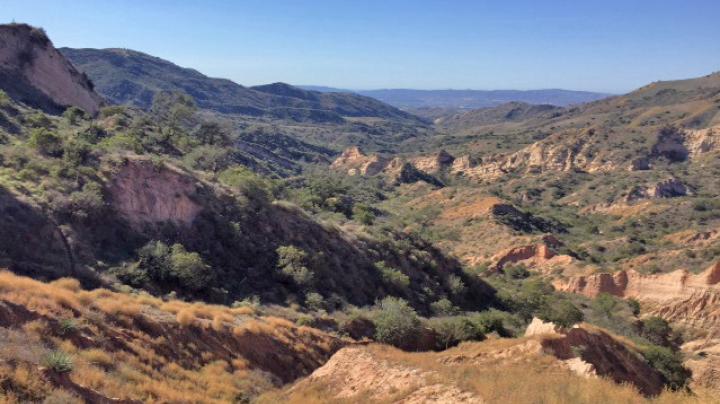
[330,147,442,186]
[107,158,203,229]
[329,146,388,176]
[524,319,666,396]
[491,236,573,271]
[0,24,103,114]
[684,125,720,157]
[626,178,690,202]
[410,150,455,173]
[556,261,720,301]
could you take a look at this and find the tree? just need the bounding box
[375,261,410,290]
[641,316,672,346]
[276,245,314,287]
[352,203,375,225]
[28,128,63,157]
[593,293,618,318]
[641,346,691,391]
[373,297,421,348]
[63,106,87,125]
[627,298,641,317]
[132,241,213,293]
[539,300,584,328]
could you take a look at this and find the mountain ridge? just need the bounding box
[60,47,424,124]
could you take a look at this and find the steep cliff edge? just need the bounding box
[0,24,103,114]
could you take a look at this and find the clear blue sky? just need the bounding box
[4,1,720,93]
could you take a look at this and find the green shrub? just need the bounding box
[446,274,466,296]
[304,292,325,311]
[504,264,530,279]
[593,293,618,318]
[641,345,691,391]
[373,297,421,348]
[470,310,514,337]
[375,261,410,290]
[430,298,458,316]
[627,298,641,317]
[26,112,52,128]
[352,203,375,225]
[58,319,78,336]
[539,300,584,328]
[63,106,87,125]
[276,245,314,287]
[134,241,214,293]
[428,316,484,350]
[28,128,63,156]
[640,316,672,346]
[42,351,74,373]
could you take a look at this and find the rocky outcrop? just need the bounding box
[556,261,720,300]
[0,24,103,114]
[330,146,389,176]
[626,178,690,202]
[331,147,443,186]
[684,125,720,157]
[106,158,203,229]
[410,150,455,173]
[289,346,480,403]
[492,237,573,271]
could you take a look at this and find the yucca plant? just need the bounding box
[42,351,74,373]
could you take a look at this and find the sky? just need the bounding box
[3,1,720,93]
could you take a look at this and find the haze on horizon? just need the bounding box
[4,0,720,94]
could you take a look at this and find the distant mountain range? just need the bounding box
[59,48,422,124]
[300,86,612,109]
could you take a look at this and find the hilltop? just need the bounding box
[59,48,423,124]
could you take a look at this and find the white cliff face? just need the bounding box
[0,24,103,114]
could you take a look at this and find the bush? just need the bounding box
[304,292,325,311]
[276,245,314,287]
[627,298,641,317]
[593,293,618,318]
[28,128,63,156]
[134,241,214,293]
[42,351,74,373]
[62,106,87,125]
[539,300,584,328]
[470,310,513,337]
[430,298,458,316]
[58,318,78,336]
[375,261,410,290]
[373,297,421,348]
[504,264,530,279]
[641,345,691,391]
[183,145,232,172]
[352,203,375,225]
[640,316,672,346]
[428,316,484,350]
[446,274,466,296]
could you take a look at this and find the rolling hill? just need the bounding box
[59,48,423,124]
[301,86,612,109]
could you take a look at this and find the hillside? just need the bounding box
[0,24,103,115]
[1,22,719,403]
[302,86,611,109]
[59,48,423,124]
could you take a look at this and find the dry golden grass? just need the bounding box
[0,270,340,403]
[264,342,710,404]
[175,309,196,327]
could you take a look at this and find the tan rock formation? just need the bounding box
[685,125,720,157]
[0,24,103,114]
[556,261,720,301]
[410,150,455,173]
[107,158,203,229]
[330,146,389,176]
[492,236,572,271]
